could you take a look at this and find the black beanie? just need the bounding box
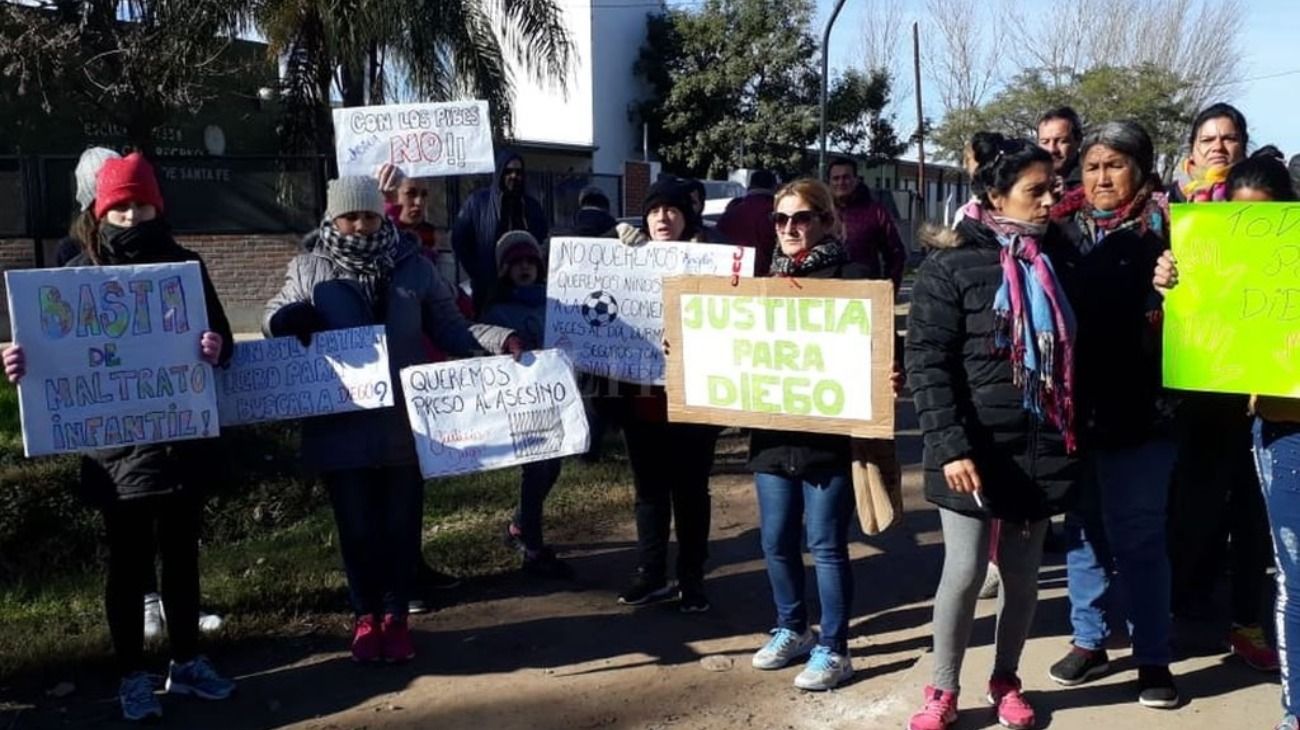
[641,178,699,231]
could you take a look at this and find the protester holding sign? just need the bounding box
[1045,121,1184,705]
[452,150,549,312]
[1158,149,1300,730]
[264,175,521,665]
[905,136,1079,730]
[743,179,866,691]
[2,152,236,723]
[481,231,573,579]
[606,178,724,612]
[1165,104,1276,670]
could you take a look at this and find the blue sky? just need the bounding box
[817,0,1300,159]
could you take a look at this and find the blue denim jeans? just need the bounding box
[754,471,854,654]
[1254,418,1300,716]
[514,458,563,551]
[1064,439,1176,666]
[324,464,425,618]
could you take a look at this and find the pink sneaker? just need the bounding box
[350,615,381,663]
[908,685,958,730]
[987,673,1035,729]
[1229,624,1280,672]
[381,614,415,663]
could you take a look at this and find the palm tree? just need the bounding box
[250,0,574,153]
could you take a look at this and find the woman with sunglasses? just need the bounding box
[746,179,869,691]
[906,134,1079,730]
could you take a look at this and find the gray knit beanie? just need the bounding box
[496,230,542,275]
[75,147,121,211]
[325,176,384,221]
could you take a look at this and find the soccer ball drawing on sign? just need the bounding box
[582,291,620,327]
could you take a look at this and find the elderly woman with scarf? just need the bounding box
[905,135,1079,730]
[265,176,521,664]
[744,179,869,692]
[1041,121,1182,708]
[1165,104,1277,672]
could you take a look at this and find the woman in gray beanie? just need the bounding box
[264,175,523,664]
[55,147,121,265]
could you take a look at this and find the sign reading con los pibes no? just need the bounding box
[663,276,895,438]
[1164,202,1300,398]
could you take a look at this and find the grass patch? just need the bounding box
[0,380,636,684]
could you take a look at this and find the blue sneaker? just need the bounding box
[752,628,817,670]
[119,671,162,722]
[165,655,235,700]
[793,645,853,691]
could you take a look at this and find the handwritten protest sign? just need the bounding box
[4,262,216,457]
[333,101,495,178]
[1164,203,1300,398]
[544,237,755,385]
[663,276,895,437]
[216,326,392,427]
[400,349,589,478]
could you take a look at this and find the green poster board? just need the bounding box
[1163,202,1300,398]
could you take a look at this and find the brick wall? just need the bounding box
[623,161,652,217]
[0,235,300,341]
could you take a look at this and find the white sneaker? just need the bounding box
[979,562,1001,600]
[752,628,817,670]
[143,593,165,641]
[198,612,225,633]
[794,646,853,691]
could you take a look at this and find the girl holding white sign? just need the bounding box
[745,178,870,692]
[3,152,236,723]
[905,135,1079,730]
[264,176,521,665]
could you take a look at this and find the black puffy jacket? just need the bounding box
[1054,216,1172,448]
[905,218,1079,522]
[67,227,234,507]
[747,258,874,478]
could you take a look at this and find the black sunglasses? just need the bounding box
[770,210,821,228]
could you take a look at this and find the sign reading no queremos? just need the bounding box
[544,236,755,385]
[400,349,590,478]
[4,262,217,457]
[216,326,393,427]
[663,276,896,438]
[333,100,495,178]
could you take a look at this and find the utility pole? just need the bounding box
[913,21,926,220]
[817,0,849,180]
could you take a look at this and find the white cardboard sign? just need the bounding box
[4,262,217,457]
[333,101,495,178]
[400,350,589,478]
[216,326,393,427]
[543,236,755,385]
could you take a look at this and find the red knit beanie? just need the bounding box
[94,153,165,219]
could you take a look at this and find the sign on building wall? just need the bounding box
[333,101,495,178]
[1164,202,1300,397]
[663,276,895,438]
[544,236,755,385]
[4,262,218,456]
[216,326,393,426]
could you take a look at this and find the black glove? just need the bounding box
[268,301,321,346]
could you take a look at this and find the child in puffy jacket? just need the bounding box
[481,231,573,579]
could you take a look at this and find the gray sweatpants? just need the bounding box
[931,507,1048,691]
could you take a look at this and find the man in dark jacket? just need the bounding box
[451,150,549,311]
[826,157,906,290]
[716,169,777,275]
[573,185,617,237]
[1037,106,1084,196]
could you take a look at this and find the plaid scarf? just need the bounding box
[770,237,849,277]
[1053,182,1169,256]
[978,207,1078,452]
[316,217,399,307]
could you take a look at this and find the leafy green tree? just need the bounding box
[932,64,1194,176]
[635,0,822,179]
[826,67,908,163]
[252,0,575,152]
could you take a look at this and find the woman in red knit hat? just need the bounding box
[2,152,237,722]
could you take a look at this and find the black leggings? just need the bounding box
[103,493,202,675]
